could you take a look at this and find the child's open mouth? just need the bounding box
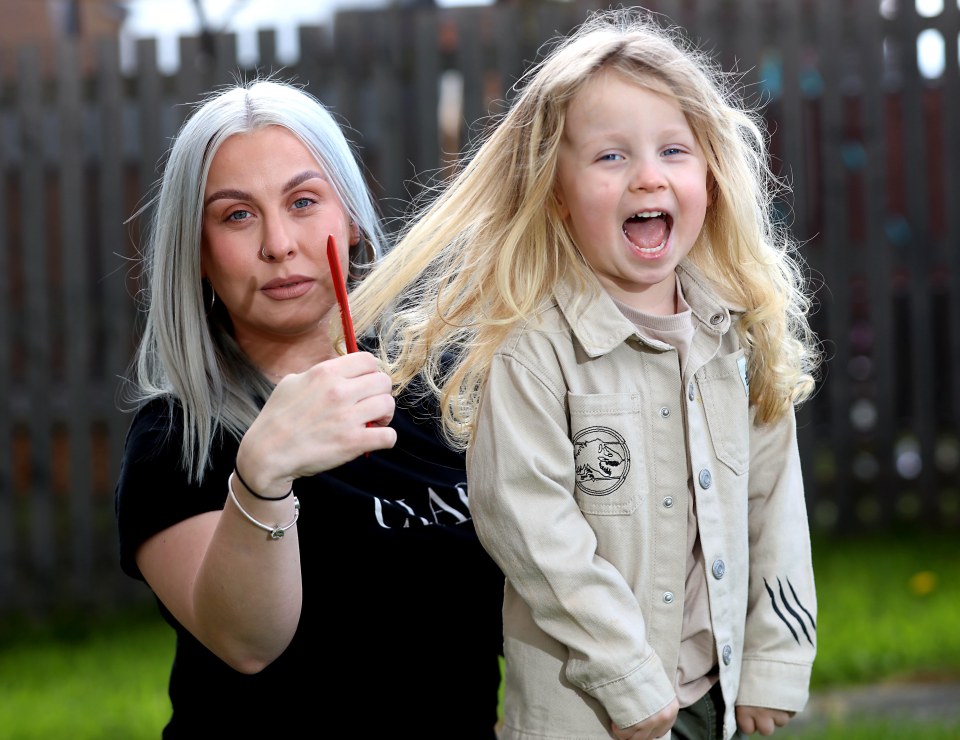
[623,211,671,254]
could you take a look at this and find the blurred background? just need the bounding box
[0,0,958,670]
[0,1,957,737]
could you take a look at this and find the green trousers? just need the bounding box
[671,681,746,740]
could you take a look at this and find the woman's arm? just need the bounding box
[134,351,396,672]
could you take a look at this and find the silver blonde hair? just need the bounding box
[350,7,820,448]
[125,78,385,482]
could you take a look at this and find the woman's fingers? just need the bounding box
[238,352,397,484]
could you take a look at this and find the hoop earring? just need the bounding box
[348,236,374,282]
[203,279,216,313]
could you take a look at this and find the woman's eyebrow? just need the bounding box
[282,169,326,193]
[204,188,250,207]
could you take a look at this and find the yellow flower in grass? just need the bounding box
[908,571,938,596]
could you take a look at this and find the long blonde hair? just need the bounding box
[351,7,820,449]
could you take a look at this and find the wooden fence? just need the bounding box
[0,0,957,618]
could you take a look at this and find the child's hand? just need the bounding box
[735,705,795,735]
[611,697,679,739]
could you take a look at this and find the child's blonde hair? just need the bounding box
[351,7,820,449]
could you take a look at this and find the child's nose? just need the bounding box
[630,159,667,192]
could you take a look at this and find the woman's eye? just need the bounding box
[292,197,315,210]
[227,209,251,222]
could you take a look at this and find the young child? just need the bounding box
[351,8,820,740]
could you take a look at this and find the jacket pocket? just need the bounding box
[698,351,750,476]
[568,392,646,515]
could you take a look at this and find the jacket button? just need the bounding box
[698,469,712,489]
[663,496,674,508]
[722,644,733,665]
[662,591,675,604]
[688,382,695,401]
[712,559,726,579]
[710,313,723,325]
[659,406,670,418]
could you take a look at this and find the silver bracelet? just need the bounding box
[228,472,300,540]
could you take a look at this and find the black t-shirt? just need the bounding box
[115,393,504,738]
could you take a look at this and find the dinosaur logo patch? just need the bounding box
[573,426,630,496]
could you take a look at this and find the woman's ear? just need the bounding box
[349,218,361,247]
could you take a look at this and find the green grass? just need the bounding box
[781,719,960,739]
[0,529,957,738]
[808,528,960,690]
[0,605,172,740]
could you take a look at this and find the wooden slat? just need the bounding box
[136,36,163,202]
[494,3,521,115]
[937,3,960,468]
[854,0,897,526]
[57,38,94,603]
[175,35,207,131]
[18,43,57,608]
[894,2,939,523]
[208,31,240,100]
[371,7,406,222]
[654,0,683,29]
[455,6,486,156]
[0,47,13,612]
[257,27,278,74]
[96,36,132,552]
[333,11,364,147]
[816,0,856,528]
[415,9,441,177]
[734,0,762,101]
[774,0,818,518]
[296,24,328,97]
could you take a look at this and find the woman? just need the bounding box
[115,79,503,738]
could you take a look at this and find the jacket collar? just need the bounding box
[554,260,740,358]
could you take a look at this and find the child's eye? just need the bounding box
[662,147,684,157]
[598,153,624,162]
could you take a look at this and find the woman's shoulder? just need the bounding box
[391,388,465,466]
[122,396,181,453]
[115,396,235,580]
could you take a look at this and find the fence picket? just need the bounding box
[18,43,57,611]
[0,47,12,608]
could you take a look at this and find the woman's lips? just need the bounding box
[261,275,314,300]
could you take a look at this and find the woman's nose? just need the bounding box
[259,216,297,261]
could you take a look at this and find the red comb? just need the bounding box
[327,234,359,353]
[327,234,372,455]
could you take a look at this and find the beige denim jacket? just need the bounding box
[468,262,816,740]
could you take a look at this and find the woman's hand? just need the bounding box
[236,351,396,496]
